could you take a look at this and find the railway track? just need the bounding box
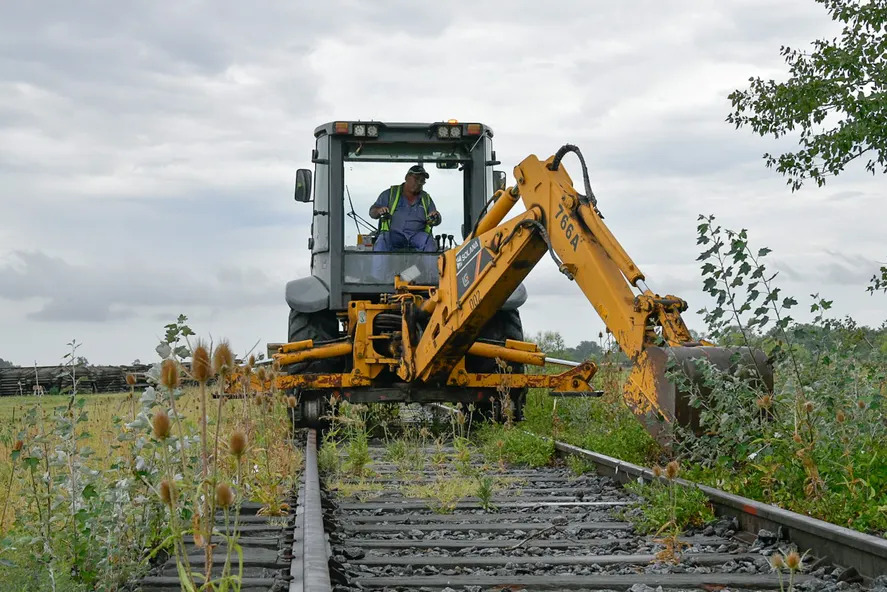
[139,416,887,591]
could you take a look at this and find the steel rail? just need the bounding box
[553,439,887,580]
[428,402,886,580]
[290,429,332,592]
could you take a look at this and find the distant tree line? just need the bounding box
[529,321,887,366]
[527,330,630,364]
[0,358,15,369]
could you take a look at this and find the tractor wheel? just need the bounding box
[465,309,528,423]
[286,308,344,431]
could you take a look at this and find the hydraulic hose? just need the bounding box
[547,144,603,218]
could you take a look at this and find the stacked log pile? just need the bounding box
[0,364,153,397]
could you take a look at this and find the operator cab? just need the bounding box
[294,120,507,309]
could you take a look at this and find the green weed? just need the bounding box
[476,475,496,511]
[623,463,714,535]
[566,455,596,476]
[477,424,553,468]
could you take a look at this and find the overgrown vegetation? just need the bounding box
[520,216,886,537]
[623,461,714,536]
[476,423,554,468]
[520,358,659,466]
[672,216,887,534]
[0,315,303,591]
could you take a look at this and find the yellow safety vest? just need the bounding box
[380,184,432,234]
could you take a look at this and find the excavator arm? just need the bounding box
[407,146,771,430]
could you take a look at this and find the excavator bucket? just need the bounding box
[624,345,773,446]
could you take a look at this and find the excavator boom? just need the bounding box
[405,146,772,438]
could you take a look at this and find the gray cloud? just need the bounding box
[0,250,282,322]
[0,0,884,365]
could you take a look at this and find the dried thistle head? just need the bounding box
[286,395,298,408]
[248,354,256,367]
[216,483,234,508]
[792,432,802,444]
[191,515,205,548]
[665,460,680,480]
[191,340,211,383]
[256,367,267,383]
[152,409,171,440]
[12,439,23,452]
[125,373,137,386]
[857,400,866,410]
[160,359,180,391]
[271,360,280,373]
[770,553,785,569]
[804,401,814,414]
[836,410,846,423]
[755,394,773,410]
[785,550,802,571]
[213,340,235,376]
[652,465,663,479]
[159,479,174,506]
[229,430,247,458]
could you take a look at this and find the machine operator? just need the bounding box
[369,164,441,252]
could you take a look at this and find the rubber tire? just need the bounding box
[465,309,527,422]
[287,308,342,375]
[286,308,343,431]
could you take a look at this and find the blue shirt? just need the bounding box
[373,185,437,237]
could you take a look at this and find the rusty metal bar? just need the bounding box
[276,342,352,366]
[280,340,315,354]
[467,342,546,366]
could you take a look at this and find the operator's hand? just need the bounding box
[376,206,391,219]
[427,210,441,226]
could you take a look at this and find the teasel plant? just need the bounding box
[151,403,197,590]
[189,340,216,583]
[160,358,189,481]
[126,372,138,421]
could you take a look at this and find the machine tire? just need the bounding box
[287,308,342,374]
[465,309,527,423]
[286,308,344,431]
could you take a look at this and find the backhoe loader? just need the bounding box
[235,120,772,444]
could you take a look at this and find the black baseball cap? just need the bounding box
[406,164,429,179]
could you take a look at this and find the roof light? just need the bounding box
[367,124,379,137]
[437,125,449,138]
[449,126,462,138]
[334,121,349,134]
[447,119,459,124]
[353,123,366,136]
[466,123,482,135]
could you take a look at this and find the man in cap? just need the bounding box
[369,164,441,252]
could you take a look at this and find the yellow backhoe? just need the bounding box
[231,121,772,444]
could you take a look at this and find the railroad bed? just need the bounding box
[324,437,878,592]
[135,425,885,591]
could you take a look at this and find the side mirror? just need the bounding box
[493,170,507,192]
[294,169,312,202]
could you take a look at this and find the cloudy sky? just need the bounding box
[1,0,883,367]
